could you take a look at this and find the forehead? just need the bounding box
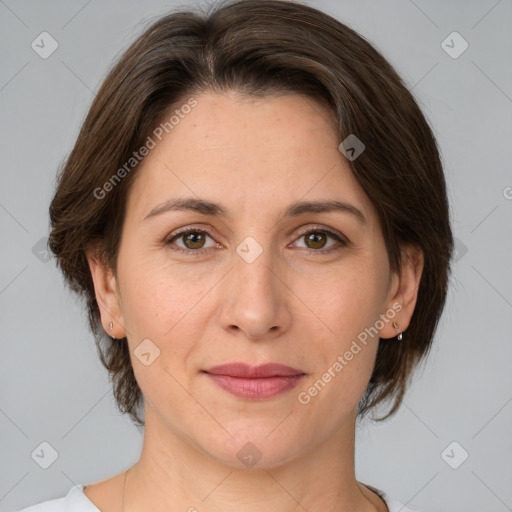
[126,91,375,223]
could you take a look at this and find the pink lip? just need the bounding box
[202,363,306,400]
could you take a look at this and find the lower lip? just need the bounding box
[204,373,306,399]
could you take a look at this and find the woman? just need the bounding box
[18,0,453,511]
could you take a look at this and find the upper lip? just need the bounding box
[203,362,305,378]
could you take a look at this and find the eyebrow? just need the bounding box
[143,197,367,224]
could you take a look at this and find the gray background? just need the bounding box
[1,1,511,511]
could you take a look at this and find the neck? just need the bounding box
[120,408,384,512]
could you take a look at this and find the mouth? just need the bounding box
[201,362,306,400]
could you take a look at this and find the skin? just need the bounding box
[85,91,423,512]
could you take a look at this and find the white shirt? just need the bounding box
[15,483,422,511]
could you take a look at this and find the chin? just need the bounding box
[192,422,308,470]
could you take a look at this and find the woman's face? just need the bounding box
[95,91,410,467]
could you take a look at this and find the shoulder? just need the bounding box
[14,484,100,512]
[364,483,424,512]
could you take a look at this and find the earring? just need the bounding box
[392,322,403,341]
[108,321,117,341]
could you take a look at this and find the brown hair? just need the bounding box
[49,0,453,426]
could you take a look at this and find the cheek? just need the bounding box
[292,255,386,401]
[297,255,386,340]
[115,251,221,397]
[116,245,218,340]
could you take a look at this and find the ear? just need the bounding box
[379,244,424,339]
[86,246,126,339]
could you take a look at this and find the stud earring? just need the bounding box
[109,321,113,331]
[392,322,399,330]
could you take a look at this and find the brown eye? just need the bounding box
[304,231,328,249]
[182,231,207,249]
[292,227,347,255]
[166,228,217,253]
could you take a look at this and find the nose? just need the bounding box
[217,244,293,342]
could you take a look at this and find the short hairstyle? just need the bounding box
[49,0,454,426]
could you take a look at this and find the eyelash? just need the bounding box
[165,225,347,256]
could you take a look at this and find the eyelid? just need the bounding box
[294,223,345,240]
